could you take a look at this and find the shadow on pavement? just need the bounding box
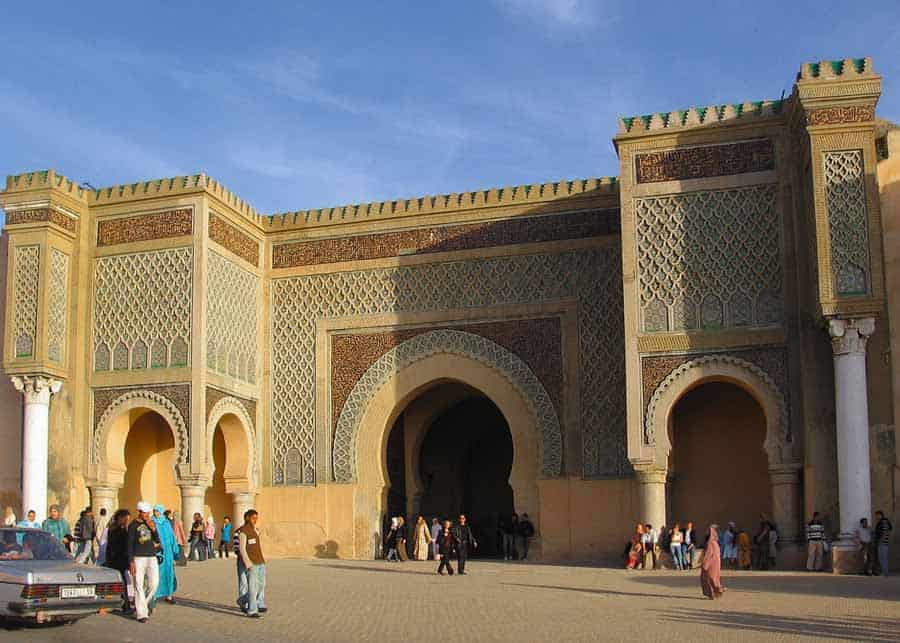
[660,609,900,641]
[173,597,246,618]
[502,582,708,601]
[630,572,900,600]
[313,563,435,577]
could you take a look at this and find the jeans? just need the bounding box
[242,563,266,615]
[133,556,160,620]
[670,544,684,569]
[207,539,216,559]
[75,540,94,564]
[237,559,266,612]
[878,543,889,576]
[806,541,824,571]
[503,533,515,559]
[219,541,230,558]
[681,543,694,568]
[189,538,207,561]
[517,536,528,560]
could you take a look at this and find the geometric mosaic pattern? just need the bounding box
[12,245,40,359]
[93,247,192,371]
[823,150,870,296]
[47,248,69,363]
[206,249,259,383]
[332,329,562,482]
[635,184,783,332]
[271,247,626,486]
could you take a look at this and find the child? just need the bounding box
[219,516,233,559]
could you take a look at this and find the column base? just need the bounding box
[830,541,863,575]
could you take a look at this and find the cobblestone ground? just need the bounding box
[4,558,900,642]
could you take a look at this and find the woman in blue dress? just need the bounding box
[152,504,178,604]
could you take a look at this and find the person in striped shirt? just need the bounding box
[805,512,825,572]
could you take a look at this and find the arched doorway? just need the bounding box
[385,383,514,557]
[119,410,180,512]
[204,399,257,529]
[667,381,772,535]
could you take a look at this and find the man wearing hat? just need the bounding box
[127,501,160,623]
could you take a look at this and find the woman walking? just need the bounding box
[737,528,752,569]
[396,516,409,561]
[103,509,132,613]
[413,515,430,561]
[189,513,206,561]
[384,517,399,561]
[170,510,187,563]
[700,524,726,599]
[153,504,179,604]
[204,516,216,560]
[625,523,643,569]
[670,523,685,570]
[722,522,737,568]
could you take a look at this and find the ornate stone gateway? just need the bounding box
[0,57,896,568]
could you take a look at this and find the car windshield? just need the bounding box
[0,528,71,561]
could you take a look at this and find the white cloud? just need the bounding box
[493,0,600,29]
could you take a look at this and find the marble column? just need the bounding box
[178,483,208,535]
[11,376,62,522]
[828,317,875,542]
[89,485,119,519]
[634,466,667,529]
[231,491,256,525]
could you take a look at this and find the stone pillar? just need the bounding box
[634,466,667,529]
[231,491,256,525]
[769,464,803,543]
[828,317,875,543]
[89,485,119,518]
[11,376,62,522]
[178,483,208,535]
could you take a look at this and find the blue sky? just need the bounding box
[1,1,898,215]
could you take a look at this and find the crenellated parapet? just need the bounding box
[618,100,786,135]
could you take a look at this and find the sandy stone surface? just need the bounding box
[3,558,899,642]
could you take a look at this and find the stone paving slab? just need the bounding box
[3,558,899,642]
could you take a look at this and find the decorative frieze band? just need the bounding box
[807,105,875,127]
[97,208,193,247]
[272,209,619,269]
[634,139,775,184]
[6,208,77,232]
[208,213,260,268]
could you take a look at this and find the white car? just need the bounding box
[0,527,123,624]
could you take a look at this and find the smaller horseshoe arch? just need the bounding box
[206,397,258,492]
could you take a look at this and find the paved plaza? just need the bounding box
[3,558,899,642]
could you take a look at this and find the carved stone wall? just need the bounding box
[208,212,259,267]
[272,209,619,268]
[96,209,192,246]
[6,208,77,232]
[332,329,563,481]
[93,247,192,371]
[271,247,625,485]
[635,139,774,184]
[206,249,259,383]
[12,245,40,359]
[330,318,562,433]
[807,105,875,126]
[47,249,69,364]
[635,184,783,332]
[823,150,870,296]
[206,386,257,427]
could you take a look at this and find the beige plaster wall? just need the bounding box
[120,411,179,512]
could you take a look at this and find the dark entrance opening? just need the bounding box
[385,391,514,558]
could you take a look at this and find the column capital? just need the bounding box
[230,491,256,503]
[768,462,803,485]
[633,465,667,485]
[827,317,876,356]
[11,375,62,404]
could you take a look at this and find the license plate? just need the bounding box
[61,585,95,599]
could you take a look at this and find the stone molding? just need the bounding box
[11,376,63,405]
[643,354,791,465]
[93,388,190,465]
[827,317,875,355]
[332,329,563,482]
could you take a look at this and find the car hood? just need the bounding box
[0,561,121,584]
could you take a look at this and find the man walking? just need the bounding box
[805,512,825,571]
[502,514,518,560]
[127,501,160,623]
[436,519,458,576]
[430,517,441,560]
[856,518,874,575]
[236,509,267,617]
[519,513,535,561]
[874,510,893,576]
[74,507,96,564]
[94,508,109,562]
[682,521,695,569]
[452,514,477,575]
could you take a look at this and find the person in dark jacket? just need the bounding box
[436,520,459,576]
[189,512,206,561]
[74,507,96,564]
[502,514,518,560]
[127,501,160,623]
[518,514,535,561]
[451,514,478,575]
[103,509,132,613]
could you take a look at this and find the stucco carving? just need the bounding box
[208,212,259,267]
[47,249,69,364]
[206,249,259,383]
[93,247,192,371]
[635,139,775,183]
[635,184,783,332]
[823,150,870,296]
[93,389,190,465]
[644,354,791,465]
[12,245,40,359]
[96,208,192,246]
[332,329,562,482]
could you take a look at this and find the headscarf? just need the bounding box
[153,504,179,557]
[702,525,721,571]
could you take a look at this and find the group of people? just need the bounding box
[187,513,234,561]
[805,510,893,575]
[626,515,782,573]
[383,512,535,568]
